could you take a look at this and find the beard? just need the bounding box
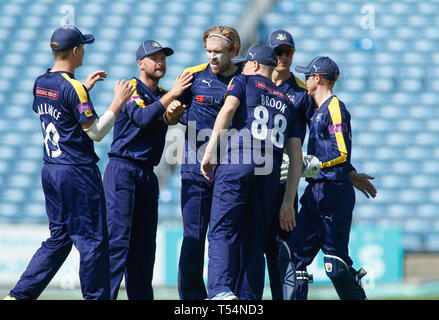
[210,60,232,75]
[145,68,165,81]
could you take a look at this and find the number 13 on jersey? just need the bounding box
[41,121,62,158]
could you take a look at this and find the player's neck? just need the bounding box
[140,74,159,92]
[313,88,333,108]
[272,69,291,86]
[50,60,76,75]
[256,70,273,81]
[219,63,237,78]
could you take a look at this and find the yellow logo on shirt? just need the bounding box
[85,110,93,117]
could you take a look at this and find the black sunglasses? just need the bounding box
[274,47,295,57]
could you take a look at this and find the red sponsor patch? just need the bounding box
[255,81,266,89]
[255,81,288,101]
[36,87,58,100]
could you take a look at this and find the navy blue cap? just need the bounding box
[268,30,295,50]
[50,25,95,51]
[136,40,174,61]
[232,44,277,67]
[295,56,340,81]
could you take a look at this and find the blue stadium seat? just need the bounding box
[402,233,424,252]
[424,234,439,252]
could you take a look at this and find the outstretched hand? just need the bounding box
[84,70,108,91]
[169,71,193,98]
[350,172,377,199]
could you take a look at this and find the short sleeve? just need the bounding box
[225,74,246,101]
[61,73,98,125]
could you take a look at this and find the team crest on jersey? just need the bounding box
[315,113,322,123]
[287,94,296,104]
[325,263,333,272]
[276,33,288,40]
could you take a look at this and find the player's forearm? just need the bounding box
[108,97,126,118]
[128,101,165,128]
[83,110,116,142]
[163,111,180,125]
[205,97,239,156]
[205,107,235,156]
[282,138,302,204]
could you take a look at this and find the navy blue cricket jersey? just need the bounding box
[108,77,168,166]
[32,70,99,165]
[306,95,352,182]
[277,73,317,143]
[225,74,302,169]
[178,63,242,172]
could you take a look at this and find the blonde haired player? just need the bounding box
[167,26,243,300]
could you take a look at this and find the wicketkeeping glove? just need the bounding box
[301,154,321,178]
[280,153,322,181]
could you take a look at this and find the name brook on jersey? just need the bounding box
[260,94,287,114]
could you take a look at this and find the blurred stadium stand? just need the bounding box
[0,0,438,259]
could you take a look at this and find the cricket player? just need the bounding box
[201,44,303,300]
[103,40,192,300]
[267,30,377,300]
[166,26,243,300]
[4,25,135,300]
[291,56,367,300]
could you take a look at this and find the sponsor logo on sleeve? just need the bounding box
[328,123,348,134]
[77,102,94,117]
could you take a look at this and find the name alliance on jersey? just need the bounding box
[37,103,62,121]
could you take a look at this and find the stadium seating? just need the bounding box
[0,0,438,255]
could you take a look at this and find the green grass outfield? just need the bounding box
[2,282,439,300]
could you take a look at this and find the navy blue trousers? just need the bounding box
[178,170,213,300]
[10,163,110,300]
[208,164,279,300]
[288,180,356,299]
[103,158,158,300]
[265,181,298,300]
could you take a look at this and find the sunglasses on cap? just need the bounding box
[273,47,295,57]
[305,73,329,80]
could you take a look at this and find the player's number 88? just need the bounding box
[42,121,62,158]
[251,105,287,148]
